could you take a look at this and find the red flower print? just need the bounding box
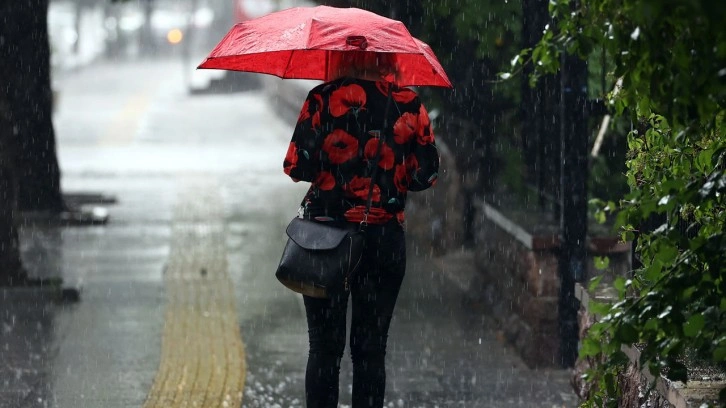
[345,176,381,202]
[393,112,418,144]
[314,171,335,191]
[283,142,298,175]
[298,94,324,128]
[416,104,435,145]
[393,89,417,104]
[322,129,359,164]
[311,94,323,129]
[405,154,419,173]
[394,156,420,192]
[344,206,392,224]
[329,84,367,117]
[312,111,321,129]
[375,82,418,104]
[297,99,310,124]
[364,139,395,170]
[393,164,410,193]
[375,81,390,96]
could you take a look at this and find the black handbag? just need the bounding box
[276,218,364,298]
[275,87,394,299]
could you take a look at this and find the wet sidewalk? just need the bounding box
[0,58,577,408]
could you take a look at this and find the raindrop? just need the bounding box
[630,27,641,40]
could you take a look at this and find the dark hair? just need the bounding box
[345,51,395,72]
[327,51,397,81]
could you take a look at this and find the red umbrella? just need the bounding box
[197,6,452,88]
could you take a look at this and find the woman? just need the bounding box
[282,51,439,407]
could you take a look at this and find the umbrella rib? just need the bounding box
[283,50,296,79]
[324,50,329,83]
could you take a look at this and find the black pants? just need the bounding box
[303,222,405,408]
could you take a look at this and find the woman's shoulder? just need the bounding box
[309,78,421,107]
[306,77,358,97]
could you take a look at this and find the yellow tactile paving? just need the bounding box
[144,185,246,408]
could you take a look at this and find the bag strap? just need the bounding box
[362,85,394,226]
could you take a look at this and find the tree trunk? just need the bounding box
[0,0,64,212]
[0,163,22,278]
[0,93,23,279]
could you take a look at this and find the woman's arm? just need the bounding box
[283,91,323,182]
[407,101,439,191]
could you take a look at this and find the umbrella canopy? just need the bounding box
[197,6,452,88]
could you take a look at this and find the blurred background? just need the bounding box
[48,0,281,90]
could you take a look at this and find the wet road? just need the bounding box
[1,57,576,407]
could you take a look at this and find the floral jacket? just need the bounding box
[283,77,439,226]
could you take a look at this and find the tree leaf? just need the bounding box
[588,275,604,292]
[594,256,610,270]
[580,337,602,357]
[615,323,639,343]
[696,148,714,173]
[713,347,726,362]
[683,314,705,338]
[644,262,663,282]
[589,301,614,316]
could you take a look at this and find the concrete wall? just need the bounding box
[473,212,562,367]
[472,201,632,368]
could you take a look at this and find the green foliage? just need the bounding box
[529,0,726,130]
[522,0,726,404]
[420,0,521,61]
[417,0,523,102]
